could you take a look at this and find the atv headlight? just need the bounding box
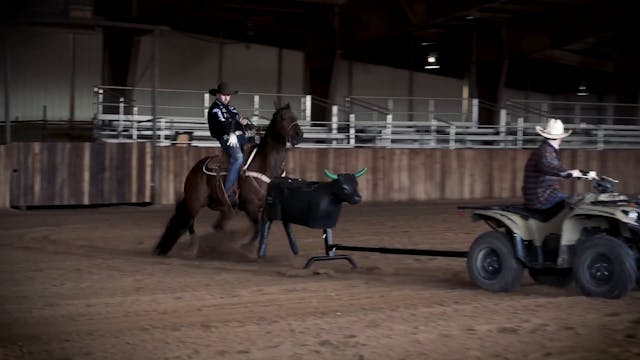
[622,210,639,222]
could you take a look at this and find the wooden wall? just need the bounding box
[0,146,10,208]
[153,146,225,205]
[3,143,640,208]
[286,148,640,202]
[7,143,152,207]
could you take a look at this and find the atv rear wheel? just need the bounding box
[574,234,636,299]
[528,268,573,287]
[467,231,524,292]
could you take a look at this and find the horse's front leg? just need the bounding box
[212,209,234,233]
[237,203,263,255]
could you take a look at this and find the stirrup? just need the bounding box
[227,191,239,208]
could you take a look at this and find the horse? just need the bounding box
[153,103,304,256]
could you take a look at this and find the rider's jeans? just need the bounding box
[219,134,246,193]
[539,192,567,209]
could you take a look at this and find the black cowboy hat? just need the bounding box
[208,81,239,96]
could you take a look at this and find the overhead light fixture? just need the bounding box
[424,53,440,69]
[577,82,589,96]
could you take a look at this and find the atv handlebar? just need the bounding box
[572,170,598,180]
[571,170,618,182]
[562,170,595,179]
[564,170,619,193]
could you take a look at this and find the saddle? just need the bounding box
[203,142,259,175]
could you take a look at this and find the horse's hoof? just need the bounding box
[184,234,197,248]
[191,241,202,258]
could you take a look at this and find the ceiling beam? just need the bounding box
[532,49,614,72]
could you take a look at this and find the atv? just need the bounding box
[462,171,640,299]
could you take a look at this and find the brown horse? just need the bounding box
[153,103,303,256]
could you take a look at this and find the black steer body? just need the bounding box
[265,175,361,229]
[258,169,365,259]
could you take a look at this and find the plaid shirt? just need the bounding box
[522,141,567,208]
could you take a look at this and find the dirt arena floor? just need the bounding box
[1,201,639,360]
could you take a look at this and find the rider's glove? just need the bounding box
[561,169,581,178]
[227,133,239,147]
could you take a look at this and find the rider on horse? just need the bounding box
[207,81,251,205]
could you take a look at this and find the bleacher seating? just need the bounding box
[92,87,640,149]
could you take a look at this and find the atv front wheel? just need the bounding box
[467,231,524,292]
[574,234,636,299]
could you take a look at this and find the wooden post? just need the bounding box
[150,29,159,204]
[3,33,10,144]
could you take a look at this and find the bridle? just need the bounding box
[241,117,298,193]
[286,120,299,132]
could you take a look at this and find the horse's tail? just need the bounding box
[153,199,193,256]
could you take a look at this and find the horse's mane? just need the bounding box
[254,104,294,176]
[259,104,291,150]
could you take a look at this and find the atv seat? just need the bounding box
[519,201,566,222]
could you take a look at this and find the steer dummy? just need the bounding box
[258,168,366,258]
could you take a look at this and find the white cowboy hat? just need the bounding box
[536,118,572,139]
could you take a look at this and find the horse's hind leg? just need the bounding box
[153,199,196,256]
[184,223,196,248]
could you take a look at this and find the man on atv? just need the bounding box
[522,118,582,214]
[207,81,251,204]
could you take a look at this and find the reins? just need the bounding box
[242,147,274,184]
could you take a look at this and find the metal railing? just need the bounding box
[89,86,640,149]
[505,99,640,126]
